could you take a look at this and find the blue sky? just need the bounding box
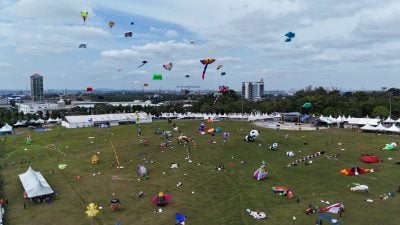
[1,0,400,91]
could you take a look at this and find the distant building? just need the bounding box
[242,79,264,101]
[30,73,44,102]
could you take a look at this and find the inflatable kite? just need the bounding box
[138,61,147,67]
[200,58,216,79]
[340,167,374,176]
[163,62,173,71]
[152,192,171,206]
[351,184,368,192]
[246,209,267,219]
[218,85,229,93]
[175,213,187,225]
[79,43,87,48]
[124,31,133,37]
[110,197,121,211]
[137,164,148,177]
[81,11,88,24]
[284,31,295,42]
[108,21,115,29]
[272,186,294,199]
[153,73,162,80]
[320,203,344,214]
[360,155,380,163]
[383,142,397,150]
[286,151,325,167]
[244,130,259,142]
[253,162,267,180]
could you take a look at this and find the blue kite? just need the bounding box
[175,213,187,225]
[284,31,295,42]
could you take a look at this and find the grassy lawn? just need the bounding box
[0,120,399,225]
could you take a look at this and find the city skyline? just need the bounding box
[1,0,400,91]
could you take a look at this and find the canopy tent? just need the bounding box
[383,116,396,123]
[360,124,377,132]
[14,120,27,126]
[18,166,54,198]
[386,124,400,133]
[0,123,13,134]
[375,123,387,132]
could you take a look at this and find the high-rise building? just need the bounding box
[30,73,44,102]
[242,79,264,101]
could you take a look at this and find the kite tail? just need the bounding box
[202,64,208,80]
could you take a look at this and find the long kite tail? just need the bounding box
[202,64,208,80]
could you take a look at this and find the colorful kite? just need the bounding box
[153,74,162,80]
[152,192,171,206]
[382,142,397,150]
[320,203,344,214]
[272,186,294,199]
[253,162,267,181]
[81,11,88,24]
[138,61,148,68]
[86,87,93,92]
[163,62,173,71]
[108,21,115,29]
[218,85,229,93]
[200,58,216,79]
[340,167,374,176]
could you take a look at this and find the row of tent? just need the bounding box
[14,118,62,126]
[319,115,400,126]
[360,123,400,133]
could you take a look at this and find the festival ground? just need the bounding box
[0,120,399,225]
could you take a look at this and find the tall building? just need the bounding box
[242,79,264,101]
[30,73,44,102]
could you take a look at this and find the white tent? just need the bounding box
[375,123,387,132]
[18,166,54,198]
[0,123,13,133]
[383,117,396,123]
[360,124,377,131]
[386,124,400,133]
[14,120,27,126]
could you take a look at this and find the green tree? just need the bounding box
[371,106,389,118]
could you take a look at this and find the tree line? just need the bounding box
[0,86,399,126]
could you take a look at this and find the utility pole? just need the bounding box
[389,92,393,118]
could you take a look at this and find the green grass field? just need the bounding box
[0,120,399,225]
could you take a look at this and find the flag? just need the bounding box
[320,203,344,214]
[302,102,312,108]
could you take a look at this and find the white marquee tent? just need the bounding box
[62,113,152,128]
[0,123,13,134]
[18,166,54,198]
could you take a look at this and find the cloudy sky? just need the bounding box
[1,0,400,91]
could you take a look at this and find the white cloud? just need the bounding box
[165,29,178,38]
